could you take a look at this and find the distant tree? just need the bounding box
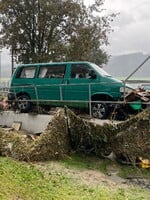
[0,0,115,65]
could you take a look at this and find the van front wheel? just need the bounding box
[17,95,32,113]
[91,103,108,119]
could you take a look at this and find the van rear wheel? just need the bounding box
[17,94,32,112]
[91,103,108,119]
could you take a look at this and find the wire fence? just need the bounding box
[0,80,150,118]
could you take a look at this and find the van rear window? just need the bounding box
[16,67,36,78]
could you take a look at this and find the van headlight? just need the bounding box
[120,87,133,94]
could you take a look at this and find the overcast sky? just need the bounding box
[1,0,150,69]
[85,0,150,56]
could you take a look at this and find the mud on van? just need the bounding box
[8,61,138,119]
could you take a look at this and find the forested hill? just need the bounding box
[104,52,150,79]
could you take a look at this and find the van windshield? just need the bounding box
[91,63,111,77]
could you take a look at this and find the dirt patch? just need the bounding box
[35,158,150,190]
[35,160,127,188]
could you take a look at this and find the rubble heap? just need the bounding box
[0,108,149,164]
[66,108,150,163]
[111,109,150,163]
[0,110,69,161]
[28,110,70,161]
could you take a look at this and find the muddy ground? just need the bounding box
[35,156,150,190]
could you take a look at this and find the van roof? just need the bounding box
[17,61,92,67]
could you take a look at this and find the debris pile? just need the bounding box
[125,88,150,104]
[66,108,150,165]
[0,110,70,161]
[66,109,116,156]
[0,108,150,165]
[27,110,70,161]
[111,109,150,164]
[0,129,32,160]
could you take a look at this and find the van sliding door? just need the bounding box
[36,64,66,106]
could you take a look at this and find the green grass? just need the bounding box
[0,156,149,200]
[60,153,111,173]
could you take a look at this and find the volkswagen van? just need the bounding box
[8,61,135,119]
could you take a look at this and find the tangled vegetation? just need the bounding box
[0,108,150,165]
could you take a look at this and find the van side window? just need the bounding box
[38,65,66,78]
[16,67,36,78]
[71,64,91,78]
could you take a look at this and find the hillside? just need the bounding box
[104,52,150,79]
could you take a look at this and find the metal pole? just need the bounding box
[89,84,92,117]
[11,48,14,75]
[34,85,40,113]
[59,85,63,101]
[125,55,150,82]
[123,55,150,101]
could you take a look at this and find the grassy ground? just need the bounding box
[0,155,149,200]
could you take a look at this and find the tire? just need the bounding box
[17,94,32,112]
[91,102,108,119]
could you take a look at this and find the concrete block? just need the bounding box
[0,111,53,133]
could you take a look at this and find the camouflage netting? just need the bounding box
[0,108,150,163]
[66,109,116,155]
[111,109,150,163]
[0,109,70,161]
[66,108,150,163]
[0,129,33,160]
[27,110,70,161]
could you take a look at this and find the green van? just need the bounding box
[8,61,135,119]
